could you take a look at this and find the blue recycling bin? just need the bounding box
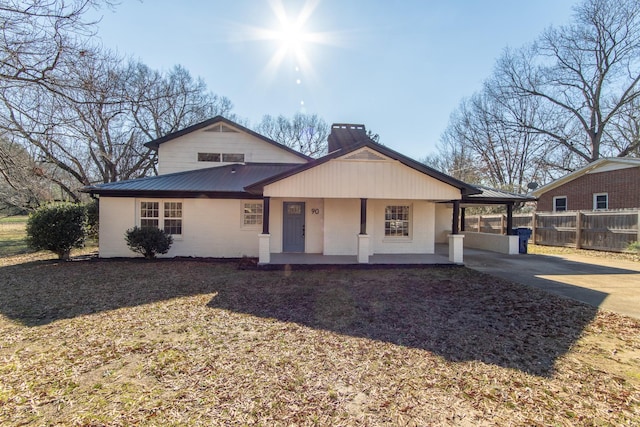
[513,227,532,254]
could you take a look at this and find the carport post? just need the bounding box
[460,207,466,232]
[506,203,513,235]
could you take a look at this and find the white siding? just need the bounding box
[158,128,307,174]
[434,203,452,243]
[323,199,360,255]
[369,200,435,254]
[98,197,261,258]
[99,197,136,258]
[264,158,461,200]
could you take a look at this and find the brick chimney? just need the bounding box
[327,123,368,153]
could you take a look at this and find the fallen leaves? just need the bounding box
[0,257,638,425]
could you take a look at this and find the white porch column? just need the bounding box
[258,234,271,264]
[357,234,370,263]
[448,234,465,264]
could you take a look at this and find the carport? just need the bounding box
[445,186,537,255]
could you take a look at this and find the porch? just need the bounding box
[268,246,452,266]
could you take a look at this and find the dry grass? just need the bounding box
[529,243,640,262]
[0,216,31,257]
[0,255,638,426]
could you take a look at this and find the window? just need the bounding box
[140,201,159,228]
[385,205,410,237]
[140,200,182,236]
[553,196,567,212]
[198,152,220,162]
[222,153,244,162]
[163,202,183,235]
[197,152,244,163]
[593,193,608,210]
[243,202,263,226]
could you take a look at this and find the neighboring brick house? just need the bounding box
[532,158,640,212]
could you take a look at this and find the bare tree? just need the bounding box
[495,0,640,165]
[0,52,234,202]
[0,138,53,211]
[255,113,328,157]
[0,0,111,92]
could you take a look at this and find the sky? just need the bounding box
[93,0,577,160]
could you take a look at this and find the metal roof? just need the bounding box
[83,163,301,197]
[462,185,536,204]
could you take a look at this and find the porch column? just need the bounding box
[262,197,270,234]
[259,196,271,264]
[360,198,367,234]
[358,198,369,263]
[506,203,514,235]
[449,200,463,263]
[451,200,460,234]
[448,234,465,264]
[258,234,271,264]
[460,207,466,232]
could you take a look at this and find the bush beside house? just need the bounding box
[26,203,88,260]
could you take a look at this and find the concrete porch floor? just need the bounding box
[269,249,452,265]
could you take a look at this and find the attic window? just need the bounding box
[204,124,238,132]
[198,152,220,162]
[222,153,244,162]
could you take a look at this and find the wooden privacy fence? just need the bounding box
[463,210,640,252]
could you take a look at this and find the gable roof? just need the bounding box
[144,115,312,161]
[82,163,301,198]
[531,157,640,197]
[245,139,481,196]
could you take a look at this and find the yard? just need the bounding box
[0,249,639,425]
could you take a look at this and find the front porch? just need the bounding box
[268,246,452,266]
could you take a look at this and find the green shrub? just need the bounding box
[85,199,99,239]
[628,241,640,254]
[125,226,173,259]
[26,203,87,260]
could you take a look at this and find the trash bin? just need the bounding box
[513,227,532,254]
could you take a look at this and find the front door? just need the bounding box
[283,202,305,252]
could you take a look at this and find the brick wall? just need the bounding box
[537,166,640,211]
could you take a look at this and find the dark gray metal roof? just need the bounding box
[462,185,537,204]
[83,163,301,198]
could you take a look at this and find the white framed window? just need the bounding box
[593,193,608,210]
[197,152,244,163]
[139,200,183,236]
[198,152,220,162]
[553,196,567,212]
[385,205,410,237]
[222,153,245,162]
[242,201,263,227]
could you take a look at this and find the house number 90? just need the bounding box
[311,208,320,215]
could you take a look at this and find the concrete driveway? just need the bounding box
[463,248,640,319]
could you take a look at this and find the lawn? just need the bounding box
[0,215,31,257]
[0,254,638,426]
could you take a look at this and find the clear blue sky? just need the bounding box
[94,0,576,159]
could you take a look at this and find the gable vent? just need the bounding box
[204,124,238,133]
[344,150,386,161]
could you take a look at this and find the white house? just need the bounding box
[84,116,526,264]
